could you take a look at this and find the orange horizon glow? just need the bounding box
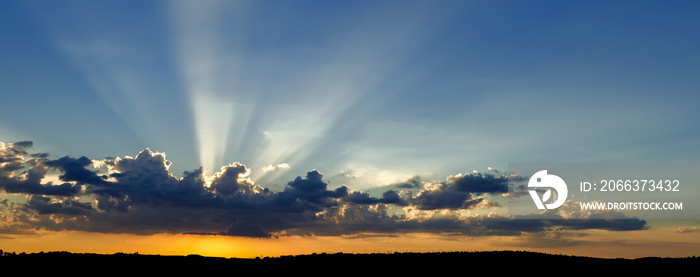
[2,223,698,259]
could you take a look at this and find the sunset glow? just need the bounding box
[1,0,699,259]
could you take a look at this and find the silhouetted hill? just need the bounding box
[0,250,696,274]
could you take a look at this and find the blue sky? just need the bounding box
[2,0,699,186]
[1,0,700,256]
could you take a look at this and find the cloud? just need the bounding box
[446,172,508,194]
[674,226,700,233]
[225,220,271,238]
[390,175,423,189]
[283,170,348,206]
[24,195,93,216]
[557,218,647,231]
[0,142,82,197]
[263,163,290,172]
[0,141,648,239]
[409,172,506,210]
[9,141,33,150]
[412,183,479,210]
[343,190,408,206]
[44,156,111,186]
[209,163,257,195]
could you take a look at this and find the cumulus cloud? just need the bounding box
[446,172,508,194]
[0,141,82,197]
[283,170,348,206]
[209,163,257,195]
[0,141,648,238]
[45,156,111,186]
[412,183,476,210]
[24,195,93,215]
[409,172,506,210]
[343,190,408,206]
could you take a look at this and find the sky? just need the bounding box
[1,0,699,258]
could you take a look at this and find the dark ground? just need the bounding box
[0,250,696,274]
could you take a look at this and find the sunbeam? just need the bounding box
[2,0,700,261]
[169,0,250,174]
[169,0,447,184]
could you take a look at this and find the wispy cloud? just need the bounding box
[674,226,700,233]
[263,163,290,172]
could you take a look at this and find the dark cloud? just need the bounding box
[0,141,649,239]
[412,184,475,210]
[284,170,348,205]
[379,190,407,205]
[24,195,93,215]
[159,168,213,207]
[447,172,508,194]
[100,149,181,207]
[209,162,255,195]
[0,143,82,196]
[409,172,505,210]
[392,175,423,189]
[10,141,33,151]
[0,173,82,197]
[296,204,647,237]
[0,141,32,163]
[225,220,272,238]
[343,190,408,206]
[44,156,110,186]
[558,218,647,231]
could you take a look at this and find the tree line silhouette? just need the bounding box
[0,250,697,273]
